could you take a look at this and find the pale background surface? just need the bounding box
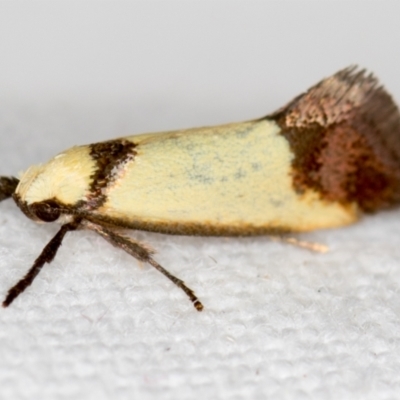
[1,1,400,399]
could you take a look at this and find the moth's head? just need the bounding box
[13,145,96,223]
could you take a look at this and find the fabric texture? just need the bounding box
[0,1,400,399]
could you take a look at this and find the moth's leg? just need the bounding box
[0,177,19,202]
[3,220,81,307]
[269,235,329,253]
[82,220,203,311]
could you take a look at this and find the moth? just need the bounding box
[1,66,400,311]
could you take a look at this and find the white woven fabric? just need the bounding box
[0,1,400,399]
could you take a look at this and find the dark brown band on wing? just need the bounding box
[13,139,137,221]
[270,66,400,212]
[85,139,137,209]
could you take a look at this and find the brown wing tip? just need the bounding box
[272,66,400,135]
[271,66,400,212]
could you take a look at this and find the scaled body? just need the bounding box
[17,119,358,236]
[2,66,400,310]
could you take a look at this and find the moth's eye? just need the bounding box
[30,200,61,222]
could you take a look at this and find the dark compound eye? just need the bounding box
[30,200,61,222]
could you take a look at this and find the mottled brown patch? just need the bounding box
[87,139,137,209]
[271,66,400,212]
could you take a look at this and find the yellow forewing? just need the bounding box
[98,119,358,233]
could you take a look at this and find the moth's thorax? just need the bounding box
[15,145,95,208]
